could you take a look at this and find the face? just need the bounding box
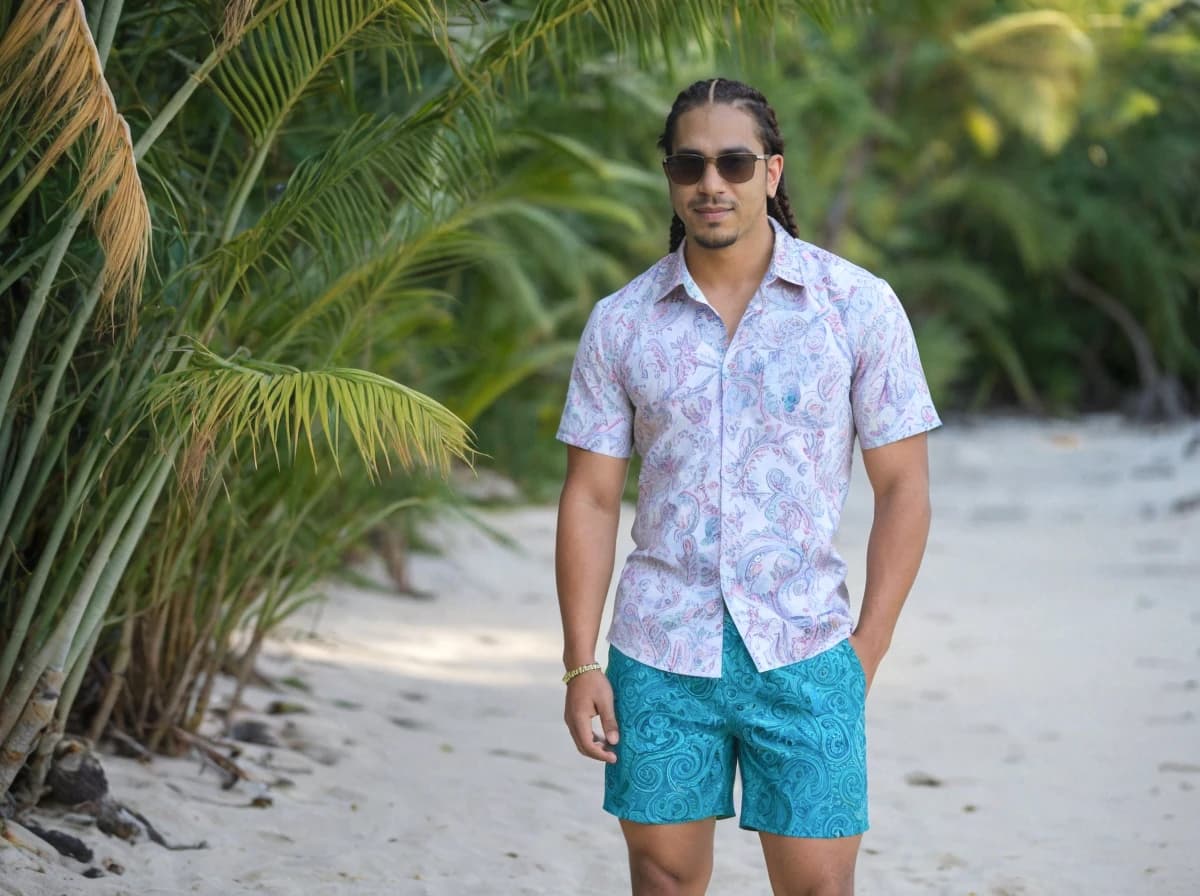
[666,103,784,251]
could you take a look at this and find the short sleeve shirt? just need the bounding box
[558,218,941,676]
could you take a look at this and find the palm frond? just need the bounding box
[919,171,1075,273]
[219,112,483,280]
[222,0,262,46]
[243,207,489,354]
[0,0,150,319]
[209,0,451,144]
[886,256,1011,324]
[148,342,473,486]
[955,10,1097,153]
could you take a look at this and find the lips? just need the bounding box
[692,207,732,222]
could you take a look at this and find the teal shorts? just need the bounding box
[603,608,868,839]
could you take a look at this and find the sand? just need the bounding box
[2,417,1198,895]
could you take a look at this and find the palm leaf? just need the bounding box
[0,0,150,318]
[218,112,482,280]
[209,0,448,143]
[955,10,1097,153]
[918,171,1075,274]
[148,342,473,484]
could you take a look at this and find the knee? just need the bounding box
[629,851,711,896]
[783,875,854,896]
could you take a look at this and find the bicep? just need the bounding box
[562,445,630,513]
[861,432,930,496]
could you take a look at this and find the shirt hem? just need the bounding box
[555,431,632,459]
[858,416,942,451]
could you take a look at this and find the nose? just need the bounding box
[697,157,727,194]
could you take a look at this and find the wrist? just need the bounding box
[563,649,597,670]
[852,621,891,656]
[562,662,603,684]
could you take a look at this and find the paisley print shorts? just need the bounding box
[603,608,868,838]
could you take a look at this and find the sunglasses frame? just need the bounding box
[662,152,772,186]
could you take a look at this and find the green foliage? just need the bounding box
[0,0,873,799]
[2,0,1197,803]
[715,2,1200,413]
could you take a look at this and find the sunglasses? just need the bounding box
[662,152,771,186]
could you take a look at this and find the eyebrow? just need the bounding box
[673,145,756,156]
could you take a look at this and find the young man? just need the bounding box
[555,78,941,895]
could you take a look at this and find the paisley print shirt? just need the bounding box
[558,218,941,676]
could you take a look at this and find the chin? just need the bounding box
[689,228,739,250]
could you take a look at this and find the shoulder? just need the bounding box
[789,236,902,321]
[585,252,676,331]
[780,235,907,356]
[785,234,884,301]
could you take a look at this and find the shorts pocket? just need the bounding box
[843,638,867,697]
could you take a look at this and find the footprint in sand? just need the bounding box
[1134,656,1181,670]
[969,505,1029,524]
[530,779,570,794]
[1163,679,1198,692]
[489,748,541,763]
[389,716,427,731]
[967,722,1006,735]
[904,771,943,787]
[1144,710,1195,726]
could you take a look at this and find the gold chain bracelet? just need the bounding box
[561,662,602,684]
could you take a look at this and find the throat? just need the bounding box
[709,288,756,341]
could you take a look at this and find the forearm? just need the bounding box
[855,479,932,653]
[555,486,622,669]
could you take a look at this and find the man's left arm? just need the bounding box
[850,431,932,692]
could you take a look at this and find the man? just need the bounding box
[555,78,940,896]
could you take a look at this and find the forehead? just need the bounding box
[673,103,763,153]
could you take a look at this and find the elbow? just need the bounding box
[559,477,623,518]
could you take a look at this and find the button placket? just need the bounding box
[716,293,764,658]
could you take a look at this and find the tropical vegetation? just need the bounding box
[1,0,1196,811]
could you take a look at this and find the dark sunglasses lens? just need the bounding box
[665,155,705,185]
[716,154,758,183]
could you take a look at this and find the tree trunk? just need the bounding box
[1063,270,1188,421]
[0,668,63,799]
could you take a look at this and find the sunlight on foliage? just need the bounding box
[149,343,474,487]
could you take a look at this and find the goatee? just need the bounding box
[690,230,738,250]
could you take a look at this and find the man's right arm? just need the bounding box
[556,445,629,763]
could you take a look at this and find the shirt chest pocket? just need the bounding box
[728,316,852,428]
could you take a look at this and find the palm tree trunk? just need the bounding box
[0,669,63,797]
[1063,269,1186,420]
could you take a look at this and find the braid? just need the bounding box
[669,214,687,253]
[659,78,800,253]
[768,186,799,238]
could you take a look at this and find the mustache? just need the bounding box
[689,203,734,212]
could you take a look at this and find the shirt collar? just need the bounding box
[653,216,805,304]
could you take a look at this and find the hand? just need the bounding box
[847,633,884,695]
[564,669,619,763]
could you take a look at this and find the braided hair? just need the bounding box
[658,78,799,253]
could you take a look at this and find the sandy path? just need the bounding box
[2,418,1198,895]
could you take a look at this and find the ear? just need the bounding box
[766,154,784,198]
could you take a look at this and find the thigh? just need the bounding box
[622,818,716,896]
[759,831,861,896]
[604,645,736,825]
[736,639,868,839]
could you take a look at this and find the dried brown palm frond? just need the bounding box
[221,0,259,47]
[0,0,149,323]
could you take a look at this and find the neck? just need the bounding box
[683,216,775,292]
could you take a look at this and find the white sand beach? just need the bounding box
[3,417,1198,895]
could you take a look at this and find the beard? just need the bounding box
[688,226,738,250]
